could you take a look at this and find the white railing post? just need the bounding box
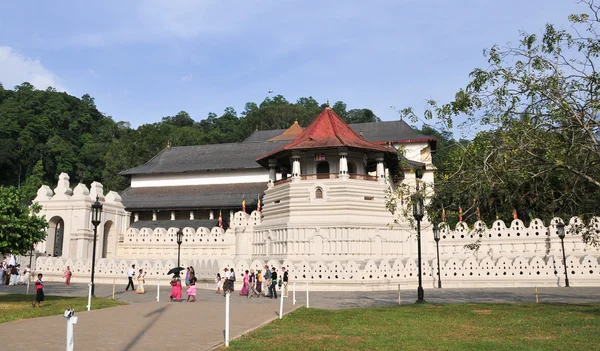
[157,279,160,302]
[64,309,78,351]
[279,288,284,319]
[306,282,309,309]
[86,282,92,311]
[225,291,230,347]
[293,282,296,305]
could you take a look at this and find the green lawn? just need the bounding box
[225,303,600,351]
[0,294,126,323]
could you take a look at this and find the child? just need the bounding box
[186,273,197,302]
[32,273,44,308]
[216,273,222,294]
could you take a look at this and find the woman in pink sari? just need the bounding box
[169,274,182,302]
[239,270,249,296]
[63,266,72,285]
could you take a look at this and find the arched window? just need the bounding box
[316,161,329,179]
[315,187,323,199]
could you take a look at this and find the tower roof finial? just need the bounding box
[325,99,331,109]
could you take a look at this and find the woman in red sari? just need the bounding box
[63,266,72,285]
[169,274,182,302]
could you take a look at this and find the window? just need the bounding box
[315,187,323,199]
[317,161,329,179]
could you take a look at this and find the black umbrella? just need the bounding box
[167,267,185,275]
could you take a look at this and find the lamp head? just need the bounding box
[176,228,184,245]
[433,223,440,241]
[412,193,424,221]
[556,222,566,240]
[91,196,103,225]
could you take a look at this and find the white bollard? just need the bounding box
[26,279,30,295]
[86,282,92,311]
[293,282,296,305]
[306,282,309,309]
[64,309,78,351]
[157,280,160,302]
[279,288,284,319]
[225,291,230,347]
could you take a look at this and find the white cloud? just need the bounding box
[0,46,65,91]
[179,73,193,82]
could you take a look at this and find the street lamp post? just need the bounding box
[90,196,103,297]
[176,229,184,268]
[433,223,442,288]
[556,222,570,287]
[412,193,425,303]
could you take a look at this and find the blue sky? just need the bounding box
[0,0,582,132]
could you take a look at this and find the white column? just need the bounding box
[133,212,139,222]
[376,157,385,183]
[230,210,234,219]
[189,211,194,220]
[339,152,349,180]
[209,210,214,220]
[170,211,176,220]
[268,160,277,188]
[152,211,157,221]
[292,155,301,182]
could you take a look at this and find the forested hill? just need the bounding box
[0,82,382,196]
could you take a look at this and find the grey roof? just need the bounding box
[121,183,267,210]
[349,120,436,144]
[242,120,436,144]
[129,219,219,229]
[120,141,288,176]
[243,129,286,143]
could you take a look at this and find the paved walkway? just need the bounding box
[1,283,600,350]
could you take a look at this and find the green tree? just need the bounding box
[0,186,48,254]
[22,159,45,201]
[394,0,600,246]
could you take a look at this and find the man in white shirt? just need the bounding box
[223,268,230,296]
[126,264,136,291]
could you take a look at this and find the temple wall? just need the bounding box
[34,214,600,290]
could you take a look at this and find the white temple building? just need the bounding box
[30,107,600,290]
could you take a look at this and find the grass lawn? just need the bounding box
[0,294,126,323]
[225,303,600,351]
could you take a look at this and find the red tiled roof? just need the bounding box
[257,108,394,163]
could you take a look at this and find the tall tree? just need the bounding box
[0,186,48,254]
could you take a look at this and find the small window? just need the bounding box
[315,187,323,199]
[364,196,374,201]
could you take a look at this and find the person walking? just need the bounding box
[22,265,31,285]
[256,270,263,296]
[282,267,289,298]
[32,273,44,308]
[125,264,135,291]
[0,262,4,286]
[186,273,197,302]
[269,267,278,299]
[229,269,236,293]
[9,265,19,286]
[63,266,72,285]
[185,267,190,286]
[239,270,249,296]
[223,268,230,296]
[216,273,222,294]
[263,265,271,297]
[136,269,146,294]
[248,269,259,298]
[169,274,182,302]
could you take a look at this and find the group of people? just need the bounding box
[169,266,197,302]
[1,256,32,286]
[218,265,289,299]
[125,264,147,294]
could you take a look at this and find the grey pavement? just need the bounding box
[1,282,600,351]
[2,282,600,308]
